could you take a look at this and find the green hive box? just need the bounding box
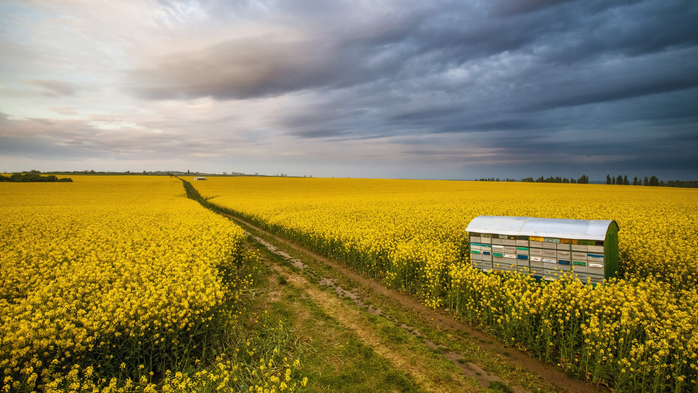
[465,216,619,285]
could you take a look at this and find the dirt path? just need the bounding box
[269,257,479,392]
[228,214,602,393]
[251,233,518,392]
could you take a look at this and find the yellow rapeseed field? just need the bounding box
[189,177,698,392]
[0,176,304,393]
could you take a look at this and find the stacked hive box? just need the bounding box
[467,216,619,285]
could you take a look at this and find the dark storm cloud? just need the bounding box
[120,0,698,178]
[492,0,581,15]
[127,0,698,107]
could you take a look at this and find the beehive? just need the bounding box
[466,216,619,284]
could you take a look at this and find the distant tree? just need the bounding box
[578,175,589,184]
[633,176,639,185]
[563,177,569,183]
[659,180,666,186]
[612,177,616,185]
[571,178,577,184]
[606,174,612,184]
[616,175,623,185]
[649,176,659,186]
[521,177,534,182]
[644,176,649,186]
[623,175,629,185]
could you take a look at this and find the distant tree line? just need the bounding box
[42,170,195,176]
[666,180,698,188]
[0,172,72,182]
[521,175,589,184]
[606,174,698,188]
[480,174,696,188]
[477,178,517,182]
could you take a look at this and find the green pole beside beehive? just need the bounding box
[604,222,620,279]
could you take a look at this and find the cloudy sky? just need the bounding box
[1,0,696,180]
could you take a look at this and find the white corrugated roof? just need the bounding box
[465,216,618,241]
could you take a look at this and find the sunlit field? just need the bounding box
[190,177,698,391]
[0,176,305,393]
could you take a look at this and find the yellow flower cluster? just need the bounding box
[190,177,698,391]
[0,176,252,391]
[31,351,303,393]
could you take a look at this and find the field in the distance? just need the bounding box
[189,177,698,392]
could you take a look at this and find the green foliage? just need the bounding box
[0,173,72,182]
[488,381,514,393]
[478,178,516,182]
[606,174,698,188]
[522,176,587,183]
[534,176,564,183]
[666,179,698,187]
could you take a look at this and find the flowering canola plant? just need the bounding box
[190,177,698,392]
[0,176,304,392]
